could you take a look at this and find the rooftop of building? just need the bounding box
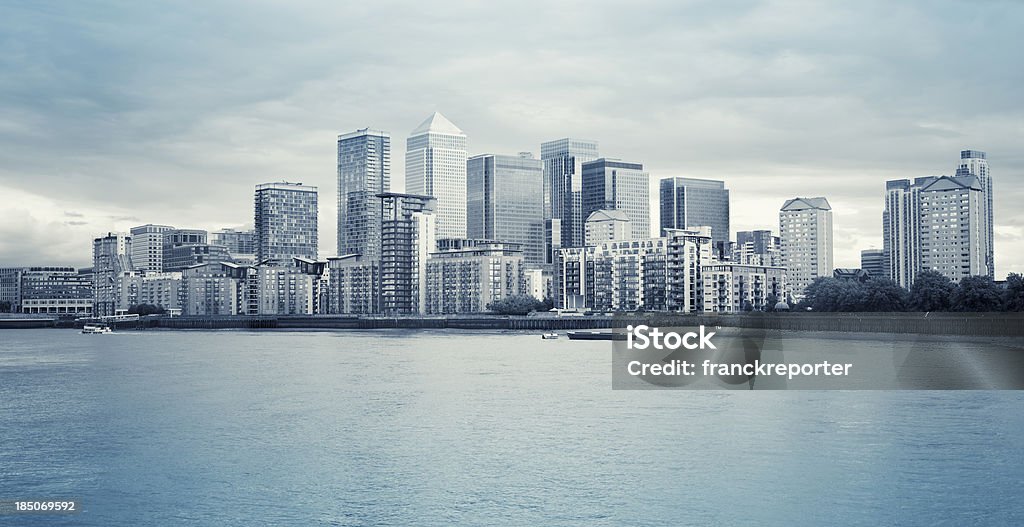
[255,181,318,192]
[780,196,832,211]
[337,128,390,141]
[586,209,631,223]
[410,112,464,136]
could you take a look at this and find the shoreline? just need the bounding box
[4,312,1024,338]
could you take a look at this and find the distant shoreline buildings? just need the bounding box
[0,112,997,317]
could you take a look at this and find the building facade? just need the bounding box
[254,182,319,263]
[466,153,545,267]
[338,128,390,259]
[702,263,787,313]
[541,138,599,261]
[860,249,886,279]
[130,224,174,273]
[0,267,23,312]
[557,237,669,312]
[327,254,382,315]
[405,113,467,240]
[884,175,989,287]
[163,244,232,272]
[584,209,632,246]
[180,262,255,316]
[424,240,526,314]
[136,272,183,313]
[93,232,136,316]
[734,230,781,267]
[955,150,993,278]
[581,158,650,240]
[779,197,833,301]
[920,176,988,283]
[18,267,94,315]
[212,228,257,263]
[659,177,730,247]
[379,193,436,315]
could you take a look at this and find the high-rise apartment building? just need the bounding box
[254,182,319,264]
[405,113,466,240]
[659,177,730,248]
[466,152,544,267]
[779,197,833,301]
[884,175,989,287]
[379,192,436,315]
[955,150,993,277]
[541,138,599,260]
[338,128,390,258]
[920,176,988,282]
[130,224,174,273]
[581,158,650,240]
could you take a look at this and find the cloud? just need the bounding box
[0,0,1021,275]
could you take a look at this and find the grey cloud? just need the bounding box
[0,0,1021,273]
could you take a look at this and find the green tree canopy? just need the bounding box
[908,270,955,311]
[951,276,1003,312]
[127,304,166,316]
[486,294,548,316]
[1004,273,1024,311]
[861,278,908,312]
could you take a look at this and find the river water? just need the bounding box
[1,329,1022,525]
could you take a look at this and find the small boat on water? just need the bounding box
[541,333,559,339]
[566,330,627,341]
[82,324,113,334]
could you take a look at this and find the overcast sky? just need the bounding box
[1,0,1021,276]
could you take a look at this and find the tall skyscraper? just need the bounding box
[883,178,924,288]
[581,158,650,240]
[337,128,390,258]
[956,150,993,277]
[659,177,730,248]
[406,112,467,240]
[130,224,174,273]
[779,197,833,301]
[860,249,886,279]
[254,182,319,264]
[541,138,599,260]
[466,152,545,267]
[379,192,436,315]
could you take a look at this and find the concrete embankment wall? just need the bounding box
[34,312,1024,337]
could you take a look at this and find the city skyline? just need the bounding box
[1,2,1021,277]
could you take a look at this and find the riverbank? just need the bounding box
[6,312,1023,337]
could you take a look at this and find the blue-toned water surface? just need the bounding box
[1,329,1022,526]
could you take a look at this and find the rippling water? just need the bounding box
[1,329,1023,525]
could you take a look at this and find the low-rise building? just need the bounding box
[18,267,94,315]
[327,255,382,315]
[702,263,787,313]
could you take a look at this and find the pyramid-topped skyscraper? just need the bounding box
[406,112,468,240]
